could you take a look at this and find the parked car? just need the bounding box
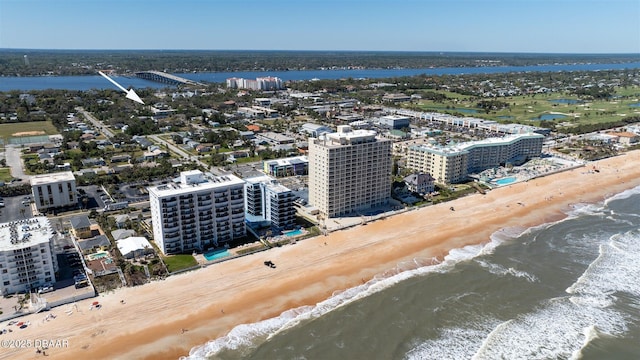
[38,286,54,294]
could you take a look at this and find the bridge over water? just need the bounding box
[135,70,205,86]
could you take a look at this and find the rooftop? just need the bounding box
[0,217,53,251]
[148,170,244,197]
[315,125,380,147]
[116,236,152,256]
[30,171,75,186]
[263,156,308,166]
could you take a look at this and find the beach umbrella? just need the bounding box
[16,322,24,327]
[92,301,99,306]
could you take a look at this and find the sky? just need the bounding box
[1,0,639,53]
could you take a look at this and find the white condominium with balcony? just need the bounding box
[407,133,544,184]
[309,125,392,218]
[245,175,297,232]
[149,170,246,255]
[0,217,57,295]
[30,171,77,212]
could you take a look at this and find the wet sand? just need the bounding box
[2,152,640,360]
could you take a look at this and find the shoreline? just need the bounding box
[2,151,640,360]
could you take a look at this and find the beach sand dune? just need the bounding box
[2,152,640,360]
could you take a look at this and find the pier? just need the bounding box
[135,70,204,86]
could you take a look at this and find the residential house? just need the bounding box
[70,215,92,239]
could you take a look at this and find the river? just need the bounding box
[2,62,640,91]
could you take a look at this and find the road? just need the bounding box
[74,108,226,176]
[148,134,226,176]
[5,144,30,181]
[76,106,115,138]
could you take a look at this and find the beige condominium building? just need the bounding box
[407,133,544,184]
[309,125,392,218]
[30,171,78,212]
[149,170,246,255]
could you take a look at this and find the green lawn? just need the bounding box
[162,254,198,273]
[0,168,12,182]
[412,86,640,129]
[0,121,59,141]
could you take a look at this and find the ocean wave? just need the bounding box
[566,230,640,298]
[407,220,640,360]
[565,202,607,219]
[603,184,640,205]
[570,325,601,360]
[404,318,501,360]
[184,237,507,359]
[469,297,626,360]
[475,259,538,283]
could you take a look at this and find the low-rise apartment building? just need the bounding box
[30,171,78,212]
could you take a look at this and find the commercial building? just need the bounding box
[245,176,297,232]
[301,123,332,138]
[263,156,309,177]
[0,217,57,295]
[407,133,544,184]
[30,171,78,212]
[378,115,411,130]
[149,170,246,255]
[309,125,392,218]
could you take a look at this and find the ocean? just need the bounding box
[185,185,640,360]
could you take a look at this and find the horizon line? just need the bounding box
[1,48,639,56]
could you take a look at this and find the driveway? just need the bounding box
[5,144,30,181]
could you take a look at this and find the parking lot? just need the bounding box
[78,185,106,210]
[0,195,33,223]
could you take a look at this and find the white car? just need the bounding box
[38,286,54,294]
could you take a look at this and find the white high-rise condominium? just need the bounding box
[309,125,392,218]
[244,175,297,232]
[149,170,246,255]
[0,217,57,295]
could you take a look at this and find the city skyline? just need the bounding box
[1,0,639,54]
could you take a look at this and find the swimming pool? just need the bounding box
[204,249,230,261]
[87,251,109,261]
[284,229,303,237]
[493,177,517,186]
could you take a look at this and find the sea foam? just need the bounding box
[407,218,640,360]
[184,237,507,359]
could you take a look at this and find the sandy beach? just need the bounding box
[2,151,640,360]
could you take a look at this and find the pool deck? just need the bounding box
[476,155,584,189]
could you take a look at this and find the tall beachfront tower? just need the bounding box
[308,125,392,218]
[148,170,246,255]
[0,217,57,295]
